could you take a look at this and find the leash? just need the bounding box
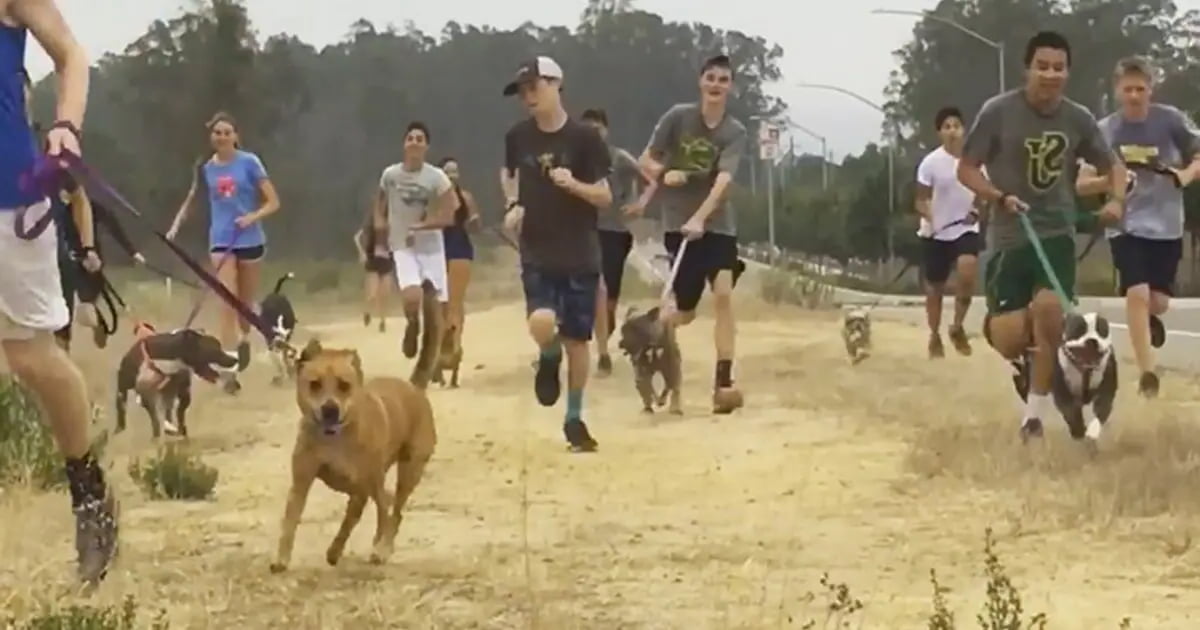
[26,153,293,359]
[1016,210,1075,313]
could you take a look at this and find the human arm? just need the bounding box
[1076,114,1127,227]
[14,0,88,156]
[411,171,457,230]
[956,98,1015,211]
[548,125,613,208]
[1168,107,1200,187]
[681,123,746,234]
[235,155,280,228]
[461,189,482,229]
[914,155,934,222]
[638,105,682,183]
[166,166,200,240]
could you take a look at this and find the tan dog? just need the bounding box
[269,339,436,572]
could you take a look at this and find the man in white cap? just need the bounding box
[500,56,613,452]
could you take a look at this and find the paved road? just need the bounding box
[741,259,1200,372]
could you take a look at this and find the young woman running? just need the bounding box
[353,203,394,332]
[438,156,480,358]
[167,112,280,393]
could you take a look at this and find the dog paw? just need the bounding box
[641,406,654,414]
[269,561,288,574]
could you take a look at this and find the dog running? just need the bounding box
[270,339,436,572]
[1009,311,1119,450]
[840,306,872,364]
[114,324,238,438]
[617,305,682,414]
[259,271,298,385]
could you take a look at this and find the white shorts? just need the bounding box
[393,234,448,303]
[0,200,69,340]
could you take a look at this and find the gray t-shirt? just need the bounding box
[379,161,452,251]
[645,103,747,236]
[963,89,1115,250]
[597,146,641,233]
[1099,104,1200,240]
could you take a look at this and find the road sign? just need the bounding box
[758,124,780,160]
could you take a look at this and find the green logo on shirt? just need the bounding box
[1024,131,1068,192]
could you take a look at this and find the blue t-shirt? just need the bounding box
[204,150,268,249]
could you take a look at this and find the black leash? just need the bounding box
[25,153,290,356]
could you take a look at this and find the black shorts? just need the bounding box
[598,229,633,301]
[364,254,394,275]
[922,232,981,284]
[1109,234,1182,296]
[210,245,265,262]
[520,265,599,341]
[663,232,745,313]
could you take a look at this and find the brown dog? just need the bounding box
[269,339,436,572]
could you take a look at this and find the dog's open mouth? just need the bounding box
[194,364,220,383]
[1064,342,1106,370]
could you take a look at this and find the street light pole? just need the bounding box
[871,8,1005,93]
[786,120,829,191]
[793,82,897,268]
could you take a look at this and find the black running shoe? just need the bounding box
[597,354,612,376]
[1150,315,1166,349]
[237,340,251,371]
[534,352,562,407]
[564,419,598,452]
[402,319,419,359]
[74,492,118,588]
[1139,371,1160,398]
[1020,417,1044,443]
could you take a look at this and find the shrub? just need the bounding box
[128,443,218,500]
[3,595,169,630]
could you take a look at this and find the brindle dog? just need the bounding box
[617,306,682,414]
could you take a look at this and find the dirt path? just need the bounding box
[2,292,1200,629]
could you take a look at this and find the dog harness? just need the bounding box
[133,321,172,391]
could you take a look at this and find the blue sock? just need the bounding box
[565,389,583,423]
[540,338,562,361]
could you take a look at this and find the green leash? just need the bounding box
[1016,211,1076,313]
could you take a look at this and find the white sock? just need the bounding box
[1024,392,1051,422]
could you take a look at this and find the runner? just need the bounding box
[1,0,117,586]
[437,156,481,363]
[353,204,393,333]
[915,106,982,359]
[639,54,748,414]
[1076,55,1200,398]
[500,56,612,451]
[579,107,649,376]
[167,112,281,393]
[374,121,456,373]
[957,30,1126,441]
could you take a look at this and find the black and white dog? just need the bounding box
[259,271,297,385]
[1012,312,1118,446]
[1053,312,1118,444]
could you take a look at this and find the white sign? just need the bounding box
[758,124,780,160]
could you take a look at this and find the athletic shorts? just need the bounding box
[520,265,599,342]
[0,200,69,340]
[1109,234,1182,296]
[984,234,1075,314]
[598,229,633,301]
[444,227,474,261]
[921,232,981,284]
[364,254,394,275]
[393,242,448,303]
[210,244,266,262]
[663,231,745,313]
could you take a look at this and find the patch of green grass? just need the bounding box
[3,595,169,629]
[0,377,107,490]
[128,443,218,500]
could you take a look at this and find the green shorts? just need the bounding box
[984,235,1075,314]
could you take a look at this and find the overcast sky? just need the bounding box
[22,0,1200,159]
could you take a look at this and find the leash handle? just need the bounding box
[1016,211,1074,312]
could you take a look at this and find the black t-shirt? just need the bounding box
[504,117,612,274]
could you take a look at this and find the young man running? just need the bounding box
[1,0,118,586]
[375,121,456,386]
[915,106,982,358]
[640,54,747,414]
[579,107,648,376]
[958,31,1126,442]
[1077,56,1200,398]
[500,56,612,452]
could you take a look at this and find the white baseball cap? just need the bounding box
[503,56,564,96]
